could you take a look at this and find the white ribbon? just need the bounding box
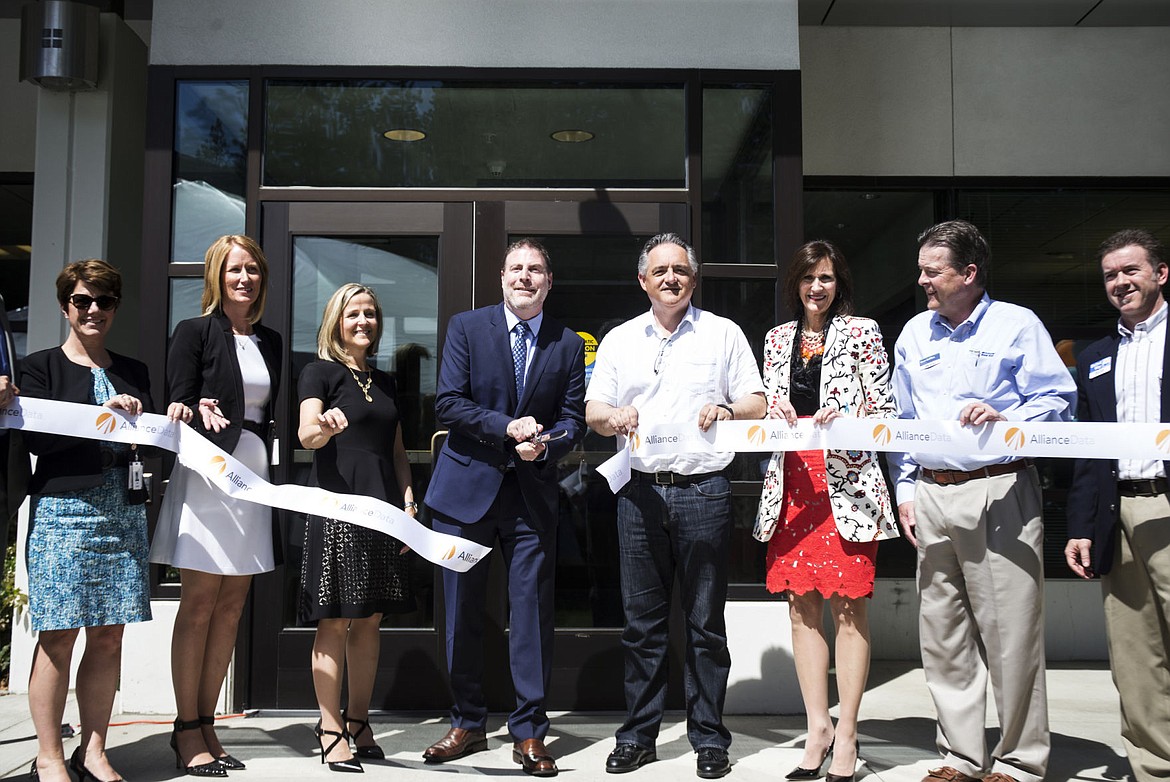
[600,418,1170,491]
[1,398,490,573]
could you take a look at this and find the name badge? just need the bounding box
[919,353,941,369]
[1088,356,1112,380]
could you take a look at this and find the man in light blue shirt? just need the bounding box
[890,220,1075,782]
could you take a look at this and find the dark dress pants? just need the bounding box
[433,471,557,741]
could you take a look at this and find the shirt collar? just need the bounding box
[931,293,991,337]
[504,305,542,337]
[644,304,698,339]
[1117,300,1168,339]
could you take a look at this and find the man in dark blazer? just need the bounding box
[1066,228,1170,782]
[422,238,585,777]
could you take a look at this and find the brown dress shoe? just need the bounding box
[922,767,981,782]
[513,738,558,777]
[422,727,488,762]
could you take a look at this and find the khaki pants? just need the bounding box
[915,467,1049,782]
[1105,493,1170,782]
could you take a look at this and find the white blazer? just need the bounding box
[752,315,899,543]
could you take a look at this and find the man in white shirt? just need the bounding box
[1066,228,1170,782]
[585,233,764,779]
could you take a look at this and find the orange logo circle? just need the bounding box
[872,424,891,446]
[208,455,227,475]
[1156,429,1170,454]
[1004,427,1025,450]
[95,412,116,434]
[747,425,765,446]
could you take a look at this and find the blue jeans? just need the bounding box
[614,471,733,752]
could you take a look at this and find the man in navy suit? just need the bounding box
[422,238,586,777]
[1066,228,1170,782]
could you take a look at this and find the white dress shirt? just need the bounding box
[1116,301,1167,480]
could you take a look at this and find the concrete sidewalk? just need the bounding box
[0,662,1130,781]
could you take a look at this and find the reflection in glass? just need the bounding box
[285,235,440,631]
[702,86,774,263]
[168,277,204,334]
[172,81,249,261]
[291,236,439,450]
[265,80,685,188]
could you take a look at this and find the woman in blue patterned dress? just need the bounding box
[20,260,192,782]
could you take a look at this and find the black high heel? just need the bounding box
[342,711,385,760]
[315,720,363,773]
[171,718,229,777]
[786,743,831,779]
[200,715,246,770]
[69,748,125,782]
[824,740,862,782]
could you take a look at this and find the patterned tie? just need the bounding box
[512,320,531,399]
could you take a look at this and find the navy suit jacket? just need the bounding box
[1067,328,1170,575]
[425,303,586,527]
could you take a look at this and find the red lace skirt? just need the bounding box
[765,449,878,599]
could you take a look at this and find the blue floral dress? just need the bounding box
[27,368,152,631]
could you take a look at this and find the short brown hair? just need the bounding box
[782,240,854,322]
[917,219,990,287]
[317,284,383,363]
[1097,228,1166,268]
[200,235,269,324]
[502,237,552,273]
[56,259,122,308]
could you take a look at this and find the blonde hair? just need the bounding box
[316,284,383,363]
[200,235,269,324]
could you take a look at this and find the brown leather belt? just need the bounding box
[1118,478,1168,497]
[922,459,1034,486]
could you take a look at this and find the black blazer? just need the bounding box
[1066,330,1170,575]
[21,347,155,495]
[167,311,282,452]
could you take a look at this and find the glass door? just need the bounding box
[248,201,472,709]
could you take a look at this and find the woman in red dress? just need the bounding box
[753,240,899,782]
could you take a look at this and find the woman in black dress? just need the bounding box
[297,284,416,772]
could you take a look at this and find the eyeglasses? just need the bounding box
[68,293,120,311]
[653,337,673,375]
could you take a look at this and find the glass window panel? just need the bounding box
[172,81,249,262]
[168,277,204,334]
[284,234,440,630]
[264,80,685,188]
[702,85,774,263]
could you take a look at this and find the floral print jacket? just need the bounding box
[752,316,900,543]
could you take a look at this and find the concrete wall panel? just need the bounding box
[150,0,800,70]
[800,26,955,177]
[0,20,40,173]
[952,27,1170,176]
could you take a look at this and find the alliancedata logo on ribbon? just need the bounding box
[208,455,228,476]
[442,544,481,565]
[95,412,117,434]
[1004,427,1026,451]
[319,493,341,511]
[746,425,766,447]
[1157,429,1170,454]
[630,432,641,451]
[872,424,892,446]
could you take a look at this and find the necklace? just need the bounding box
[348,365,373,402]
[799,327,825,362]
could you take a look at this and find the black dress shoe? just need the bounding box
[696,748,731,779]
[606,743,657,773]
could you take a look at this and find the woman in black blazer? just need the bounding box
[150,235,282,776]
[23,259,191,782]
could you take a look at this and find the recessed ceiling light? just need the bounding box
[860,193,881,200]
[383,129,426,142]
[551,129,594,143]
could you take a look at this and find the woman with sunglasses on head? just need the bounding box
[21,260,192,782]
[296,284,415,773]
[753,240,899,782]
[150,235,282,777]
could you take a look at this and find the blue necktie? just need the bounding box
[512,321,531,399]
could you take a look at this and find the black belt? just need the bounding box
[921,459,1034,486]
[1118,478,1168,497]
[99,448,129,470]
[632,469,723,487]
[241,419,269,439]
